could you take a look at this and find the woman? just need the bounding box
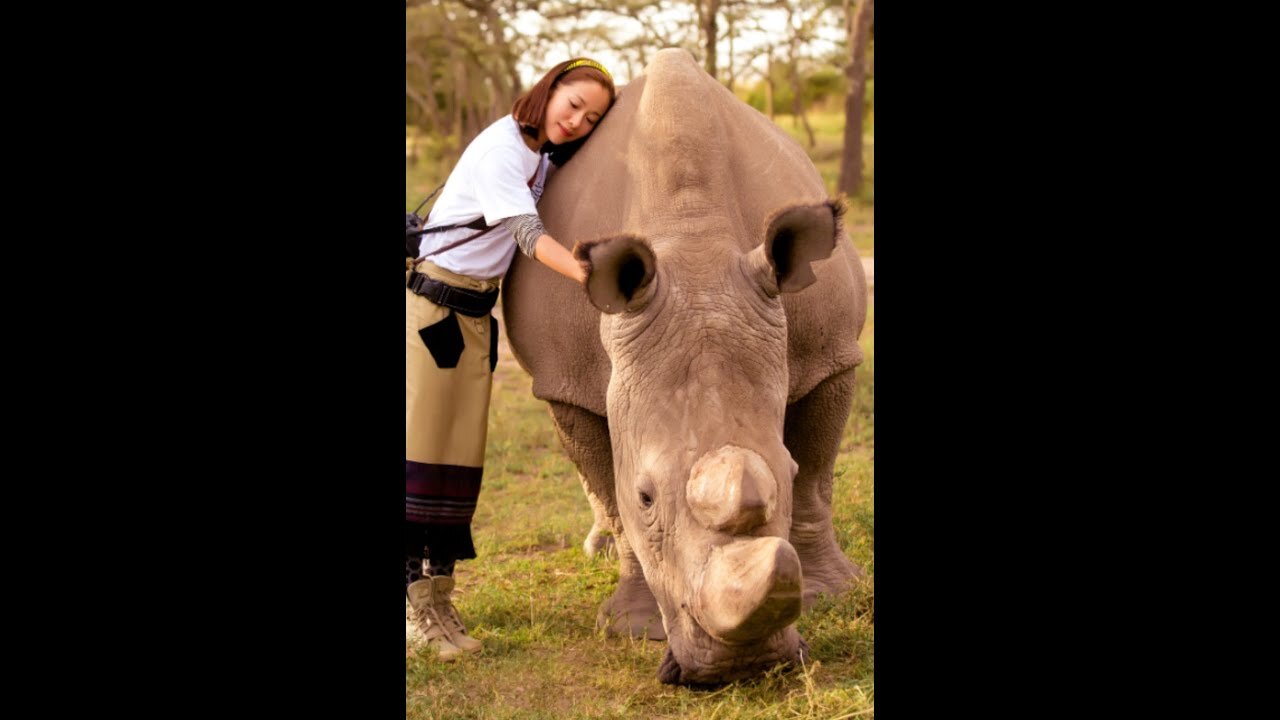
[405,58,616,661]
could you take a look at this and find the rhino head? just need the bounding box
[573,198,844,684]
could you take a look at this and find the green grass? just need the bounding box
[406,301,874,719]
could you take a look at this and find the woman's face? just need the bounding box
[542,79,612,145]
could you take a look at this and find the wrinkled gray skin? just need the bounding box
[502,49,867,685]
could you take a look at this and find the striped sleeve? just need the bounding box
[501,213,546,258]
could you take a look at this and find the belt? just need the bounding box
[407,270,498,317]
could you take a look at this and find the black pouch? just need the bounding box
[418,312,464,369]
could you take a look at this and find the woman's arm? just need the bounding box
[532,234,586,284]
[502,214,586,284]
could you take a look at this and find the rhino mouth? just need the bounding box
[655,536,807,685]
[656,631,809,686]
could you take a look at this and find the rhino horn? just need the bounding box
[686,445,779,534]
[695,536,802,643]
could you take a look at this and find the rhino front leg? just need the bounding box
[578,471,617,559]
[548,401,665,640]
[596,527,665,639]
[785,366,864,607]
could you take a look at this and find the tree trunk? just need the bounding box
[452,59,469,159]
[406,81,441,133]
[838,0,873,198]
[453,60,465,135]
[701,0,720,79]
[726,14,734,89]
[467,100,484,147]
[479,3,520,109]
[765,49,774,119]
[788,60,815,148]
[406,50,444,132]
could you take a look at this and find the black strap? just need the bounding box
[407,270,498,317]
[407,216,489,238]
[416,222,495,260]
[412,183,445,216]
[408,181,487,238]
[406,210,495,260]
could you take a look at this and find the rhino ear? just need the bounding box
[747,199,846,295]
[573,234,657,314]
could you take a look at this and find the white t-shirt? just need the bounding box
[419,115,552,279]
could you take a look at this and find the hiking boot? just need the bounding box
[406,579,463,662]
[430,575,483,654]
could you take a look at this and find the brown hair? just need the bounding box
[512,58,617,165]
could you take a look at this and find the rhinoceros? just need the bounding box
[501,48,869,685]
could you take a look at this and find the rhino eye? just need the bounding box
[639,491,654,509]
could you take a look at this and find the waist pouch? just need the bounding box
[407,270,498,317]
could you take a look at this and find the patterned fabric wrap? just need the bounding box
[501,213,546,258]
[405,259,501,562]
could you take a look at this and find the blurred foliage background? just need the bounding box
[407,0,873,207]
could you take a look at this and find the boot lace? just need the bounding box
[438,597,470,637]
[410,601,449,640]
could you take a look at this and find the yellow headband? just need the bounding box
[560,59,612,81]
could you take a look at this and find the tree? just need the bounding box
[530,0,699,78]
[837,0,872,198]
[406,0,526,155]
[456,0,524,117]
[780,0,831,148]
[702,0,792,89]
